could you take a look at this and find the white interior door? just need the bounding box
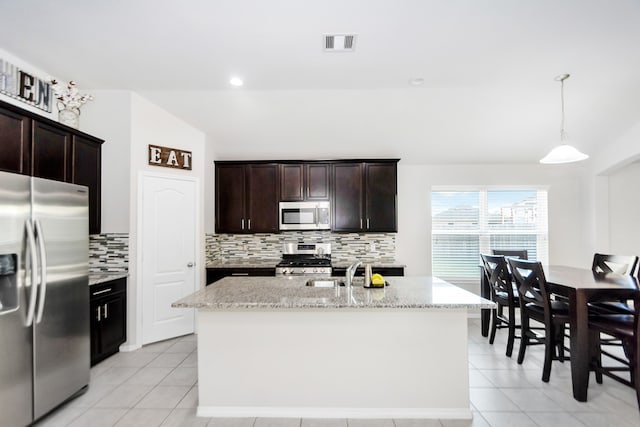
[141,174,197,345]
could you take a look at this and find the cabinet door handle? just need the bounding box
[367,218,370,229]
[241,219,245,230]
[103,303,108,319]
[97,306,101,322]
[187,262,194,268]
[248,219,251,230]
[360,218,363,229]
[231,273,249,276]
[92,288,112,296]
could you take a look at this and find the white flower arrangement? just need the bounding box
[49,79,93,113]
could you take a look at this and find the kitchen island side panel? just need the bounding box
[196,308,471,419]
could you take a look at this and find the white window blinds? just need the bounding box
[431,188,548,284]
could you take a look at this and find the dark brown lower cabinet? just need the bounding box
[90,278,127,366]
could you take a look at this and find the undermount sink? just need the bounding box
[305,279,344,287]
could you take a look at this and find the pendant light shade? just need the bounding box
[540,74,589,164]
[540,144,589,164]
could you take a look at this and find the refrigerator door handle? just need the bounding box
[25,219,39,327]
[34,220,48,324]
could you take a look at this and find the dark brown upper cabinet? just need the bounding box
[32,121,72,182]
[280,163,330,201]
[0,100,103,234]
[215,162,279,233]
[364,162,397,232]
[332,161,397,232]
[0,105,31,175]
[72,135,102,235]
[332,163,364,231]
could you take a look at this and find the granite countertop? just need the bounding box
[172,276,494,310]
[89,272,128,286]
[331,261,406,269]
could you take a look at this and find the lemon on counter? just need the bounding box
[371,273,385,287]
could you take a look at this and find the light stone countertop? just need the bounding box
[89,272,128,286]
[331,261,406,269]
[172,276,494,310]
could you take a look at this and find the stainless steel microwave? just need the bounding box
[279,201,331,230]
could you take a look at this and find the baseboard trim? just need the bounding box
[119,343,141,352]
[197,406,472,419]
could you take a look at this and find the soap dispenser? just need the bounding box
[364,264,373,288]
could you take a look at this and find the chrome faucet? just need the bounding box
[345,260,362,287]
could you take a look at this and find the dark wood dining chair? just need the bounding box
[492,249,528,260]
[508,258,570,382]
[592,253,639,275]
[481,254,520,357]
[589,254,639,315]
[588,293,640,409]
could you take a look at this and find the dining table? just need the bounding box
[480,264,639,402]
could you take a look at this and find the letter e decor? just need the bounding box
[148,144,193,170]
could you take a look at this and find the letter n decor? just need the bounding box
[148,144,192,170]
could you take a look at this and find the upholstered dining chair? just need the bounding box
[508,258,570,382]
[481,254,520,357]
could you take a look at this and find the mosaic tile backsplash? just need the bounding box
[89,233,129,273]
[206,232,396,263]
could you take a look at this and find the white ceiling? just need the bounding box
[2,0,640,164]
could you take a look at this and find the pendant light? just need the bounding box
[540,74,589,164]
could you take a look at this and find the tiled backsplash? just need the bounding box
[90,232,395,271]
[89,233,129,273]
[206,232,396,263]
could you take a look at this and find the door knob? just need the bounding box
[187,262,194,268]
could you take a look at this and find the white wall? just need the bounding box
[81,91,132,232]
[0,47,56,120]
[204,137,216,234]
[587,119,640,258]
[592,121,640,176]
[396,163,592,279]
[128,93,206,347]
[608,161,640,257]
[82,90,208,349]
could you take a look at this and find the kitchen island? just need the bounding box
[172,276,493,420]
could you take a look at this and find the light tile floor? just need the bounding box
[35,319,640,427]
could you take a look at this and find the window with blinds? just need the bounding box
[431,188,548,284]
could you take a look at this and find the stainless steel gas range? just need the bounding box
[275,242,332,276]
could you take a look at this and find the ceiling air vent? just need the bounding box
[324,34,356,52]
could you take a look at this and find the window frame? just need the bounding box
[431,185,549,284]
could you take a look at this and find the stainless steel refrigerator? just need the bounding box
[0,170,90,426]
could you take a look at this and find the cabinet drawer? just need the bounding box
[91,277,126,299]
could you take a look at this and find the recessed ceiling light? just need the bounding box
[409,78,425,86]
[230,77,243,87]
